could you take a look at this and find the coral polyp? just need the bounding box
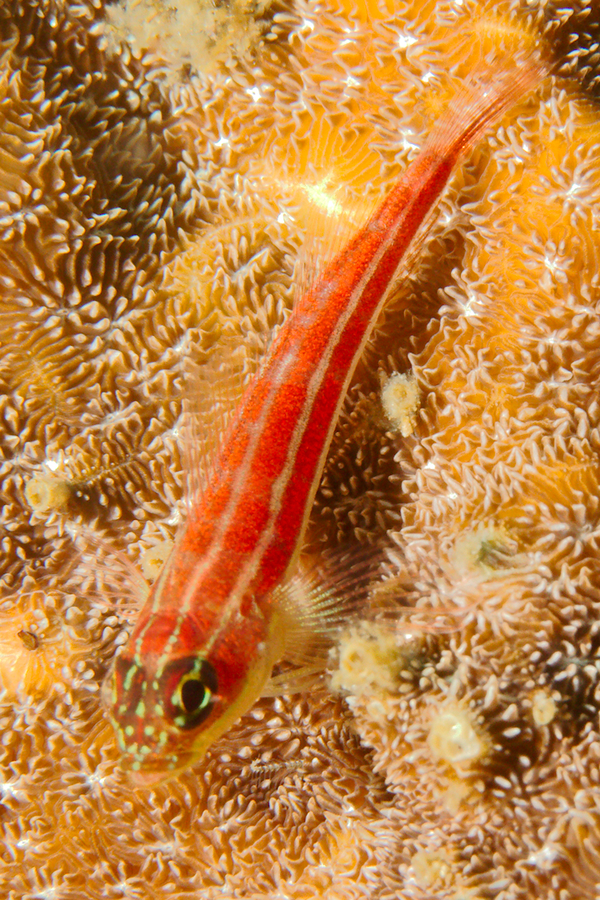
[2,0,600,897]
[0,586,93,700]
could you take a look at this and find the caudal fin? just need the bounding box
[422,50,546,162]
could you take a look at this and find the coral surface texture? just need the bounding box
[1,0,600,898]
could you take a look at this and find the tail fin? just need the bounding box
[422,52,546,161]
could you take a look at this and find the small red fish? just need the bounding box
[102,54,542,785]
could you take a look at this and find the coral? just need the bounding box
[381,371,421,437]
[3,0,600,898]
[104,0,277,82]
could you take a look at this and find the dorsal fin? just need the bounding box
[256,115,383,304]
[63,521,148,625]
[179,333,267,509]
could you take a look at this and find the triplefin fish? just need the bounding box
[101,55,543,785]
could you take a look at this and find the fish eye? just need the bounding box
[165,657,218,730]
[180,677,207,714]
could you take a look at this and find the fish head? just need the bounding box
[101,607,282,785]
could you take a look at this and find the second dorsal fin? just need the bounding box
[179,333,268,509]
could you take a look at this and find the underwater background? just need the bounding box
[2,0,600,897]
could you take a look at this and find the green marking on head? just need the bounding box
[123,664,139,692]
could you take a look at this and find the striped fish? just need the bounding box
[101,55,542,785]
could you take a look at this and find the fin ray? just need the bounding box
[180,335,266,508]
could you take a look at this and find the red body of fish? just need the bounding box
[101,54,542,785]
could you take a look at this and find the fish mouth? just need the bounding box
[120,747,196,789]
[126,765,177,789]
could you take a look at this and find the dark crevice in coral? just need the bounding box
[536,0,600,98]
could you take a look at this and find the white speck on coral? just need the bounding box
[544,252,560,276]
[454,285,485,319]
[172,335,190,356]
[526,843,558,870]
[166,508,181,527]
[276,210,294,227]
[45,458,60,472]
[33,889,59,900]
[398,128,419,153]
[246,86,261,102]
[541,242,569,285]
[0,775,27,803]
[397,32,417,50]
[340,26,361,45]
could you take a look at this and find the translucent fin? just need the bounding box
[180,335,266,508]
[267,538,486,697]
[370,595,473,637]
[297,548,386,653]
[263,665,327,697]
[263,542,472,697]
[369,559,486,636]
[270,545,388,673]
[421,52,545,161]
[371,53,545,293]
[263,50,544,337]
[294,188,377,301]
[259,117,382,305]
[64,521,148,624]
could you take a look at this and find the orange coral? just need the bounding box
[2,0,600,898]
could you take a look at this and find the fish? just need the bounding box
[101,53,543,786]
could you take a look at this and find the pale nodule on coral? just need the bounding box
[24,471,72,514]
[381,370,421,437]
[531,688,558,726]
[140,538,174,581]
[427,705,489,773]
[2,0,600,897]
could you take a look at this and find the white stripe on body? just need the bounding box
[185,223,399,656]
[138,209,403,673]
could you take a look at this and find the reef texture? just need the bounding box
[2,0,600,898]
